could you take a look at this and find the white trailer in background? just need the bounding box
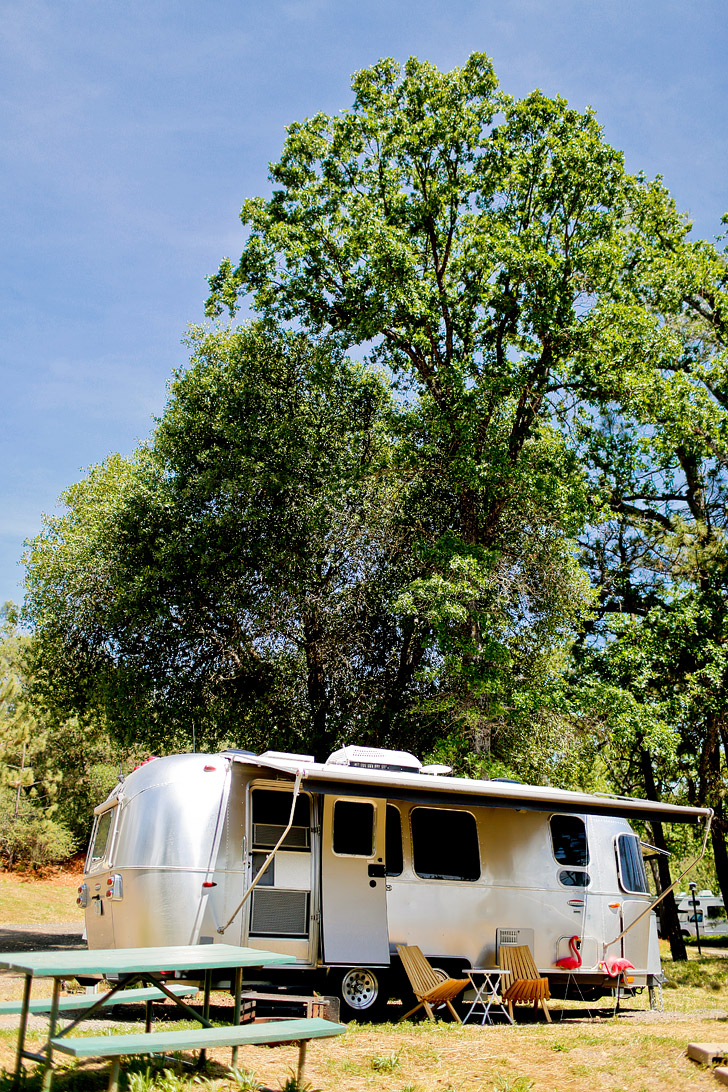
[80,746,711,1017]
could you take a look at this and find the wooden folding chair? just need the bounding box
[498,944,552,1023]
[396,944,470,1023]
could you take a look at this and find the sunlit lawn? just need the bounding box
[0,878,726,1091]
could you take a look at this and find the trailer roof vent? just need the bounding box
[325,746,422,774]
[260,751,315,764]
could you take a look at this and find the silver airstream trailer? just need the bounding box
[79,746,711,1017]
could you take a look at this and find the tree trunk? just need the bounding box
[702,713,728,912]
[302,610,334,758]
[641,748,687,961]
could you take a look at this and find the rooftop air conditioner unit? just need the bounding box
[325,746,422,774]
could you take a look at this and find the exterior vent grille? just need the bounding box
[250,889,309,937]
[253,824,309,850]
[496,927,535,959]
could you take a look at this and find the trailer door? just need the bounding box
[320,796,390,965]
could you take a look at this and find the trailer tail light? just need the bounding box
[106,874,123,900]
[202,881,217,888]
[77,883,89,908]
[203,765,217,772]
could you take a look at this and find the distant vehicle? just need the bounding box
[677,892,727,939]
[79,746,711,1016]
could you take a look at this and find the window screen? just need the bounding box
[87,809,115,867]
[616,833,649,894]
[333,800,375,857]
[251,789,310,850]
[550,815,589,867]
[411,807,480,881]
[385,805,403,876]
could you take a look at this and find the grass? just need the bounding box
[0,875,727,1090]
[1,991,727,1092]
[0,868,83,925]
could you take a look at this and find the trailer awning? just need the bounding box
[228,753,711,825]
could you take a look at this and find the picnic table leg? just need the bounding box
[296,1040,308,1087]
[12,973,32,1089]
[145,998,153,1032]
[41,977,62,1092]
[108,1057,121,1092]
[231,967,243,1069]
[198,969,212,1068]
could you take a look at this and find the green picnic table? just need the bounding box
[0,943,329,1091]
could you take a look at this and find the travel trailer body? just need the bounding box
[676,893,727,939]
[80,747,710,1016]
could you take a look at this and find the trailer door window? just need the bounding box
[385,804,403,876]
[616,833,650,894]
[550,815,589,867]
[333,800,375,857]
[411,807,480,881]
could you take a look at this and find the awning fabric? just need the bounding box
[228,753,711,825]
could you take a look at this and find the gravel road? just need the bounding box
[0,922,86,954]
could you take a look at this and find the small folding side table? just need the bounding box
[463,967,513,1025]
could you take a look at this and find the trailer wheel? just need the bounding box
[338,967,386,1020]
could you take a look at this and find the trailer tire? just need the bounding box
[337,967,387,1021]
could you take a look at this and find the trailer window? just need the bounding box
[87,808,115,869]
[333,800,375,857]
[550,815,589,867]
[411,807,480,881]
[616,833,649,894]
[559,869,590,888]
[385,805,403,876]
[252,789,310,851]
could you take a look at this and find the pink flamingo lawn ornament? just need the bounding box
[599,955,635,977]
[555,935,582,970]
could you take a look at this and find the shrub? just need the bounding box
[0,789,76,870]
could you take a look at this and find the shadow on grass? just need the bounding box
[0,1055,245,1092]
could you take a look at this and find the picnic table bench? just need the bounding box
[51,1016,345,1092]
[0,984,197,1017]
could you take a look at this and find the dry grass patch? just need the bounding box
[0,1015,724,1092]
[0,869,83,925]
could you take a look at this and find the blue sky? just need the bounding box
[1,0,726,609]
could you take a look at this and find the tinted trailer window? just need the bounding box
[411,807,480,881]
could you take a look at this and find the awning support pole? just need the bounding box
[602,810,713,959]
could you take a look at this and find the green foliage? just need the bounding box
[491,1076,534,1092]
[276,1076,321,1092]
[19,52,728,802]
[228,1069,260,1092]
[24,325,430,756]
[370,1051,402,1072]
[0,786,75,869]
